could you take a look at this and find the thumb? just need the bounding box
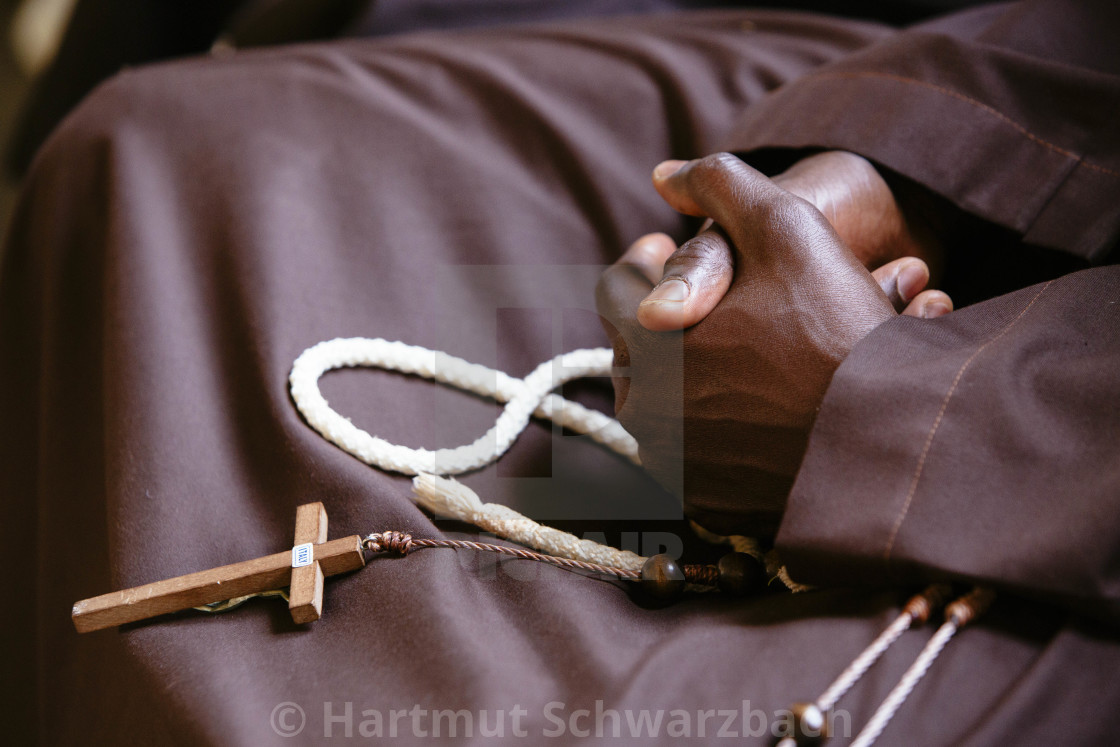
[637,226,734,331]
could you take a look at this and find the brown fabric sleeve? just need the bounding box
[723,0,1120,262]
[777,265,1120,622]
[726,0,1120,621]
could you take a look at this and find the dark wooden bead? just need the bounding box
[716,552,765,596]
[639,554,685,601]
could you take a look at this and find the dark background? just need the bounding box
[0,0,29,250]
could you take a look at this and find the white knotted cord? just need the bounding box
[412,473,645,571]
[290,338,637,475]
[289,336,797,585]
[289,337,649,570]
[291,338,993,744]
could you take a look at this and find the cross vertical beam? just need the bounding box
[289,502,329,623]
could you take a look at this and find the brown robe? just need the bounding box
[1,1,1117,744]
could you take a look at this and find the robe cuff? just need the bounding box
[775,267,1120,622]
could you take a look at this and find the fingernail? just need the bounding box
[653,160,686,181]
[641,278,690,306]
[921,300,952,319]
[897,261,928,303]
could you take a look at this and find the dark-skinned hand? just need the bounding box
[640,150,951,331]
[596,153,933,537]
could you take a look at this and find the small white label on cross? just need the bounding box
[292,543,314,568]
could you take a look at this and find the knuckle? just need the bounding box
[688,152,742,189]
[773,193,828,228]
[663,234,733,275]
[699,152,742,173]
[677,232,731,260]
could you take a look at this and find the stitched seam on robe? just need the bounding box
[882,279,1055,562]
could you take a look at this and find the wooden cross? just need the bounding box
[72,502,365,633]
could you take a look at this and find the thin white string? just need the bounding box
[817,610,915,712]
[849,618,959,747]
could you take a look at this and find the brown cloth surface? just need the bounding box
[1,3,1118,745]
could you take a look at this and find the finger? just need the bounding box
[902,290,953,319]
[870,257,930,312]
[618,232,678,285]
[597,233,674,347]
[595,260,651,348]
[596,246,668,408]
[651,160,703,216]
[653,153,844,268]
[637,227,734,332]
[652,153,791,227]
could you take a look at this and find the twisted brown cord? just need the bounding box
[902,583,953,625]
[945,586,996,626]
[363,531,720,586]
[373,531,414,555]
[683,564,719,586]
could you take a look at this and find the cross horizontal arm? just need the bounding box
[72,536,365,633]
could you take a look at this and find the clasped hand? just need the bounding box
[596,152,949,536]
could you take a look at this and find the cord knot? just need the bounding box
[364,531,413,555]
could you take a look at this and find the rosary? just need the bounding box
[72,337,993,746]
